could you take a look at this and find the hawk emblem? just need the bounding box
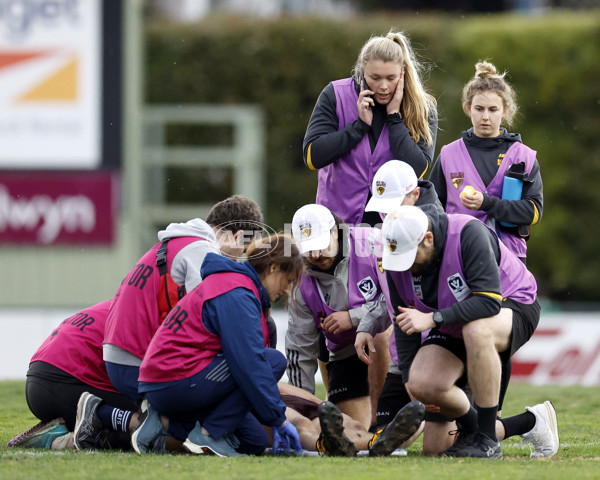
[450,172,465,189]
[299,222,311,237]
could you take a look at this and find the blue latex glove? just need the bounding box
[272,421,302,454]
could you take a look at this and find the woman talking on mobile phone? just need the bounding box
[303,30,438,227]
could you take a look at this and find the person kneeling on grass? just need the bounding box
[132,234,304,457]
[381,205,558,459]
[6,301,139,451]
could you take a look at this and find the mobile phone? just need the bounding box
[361,74,372,98]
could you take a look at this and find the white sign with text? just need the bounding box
[0,0,101,168]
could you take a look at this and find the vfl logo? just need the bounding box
[357,276,377,301]
[300,222,312,237]
[376,180,386,196]
[447,273,471,302]
[450,172,465,189]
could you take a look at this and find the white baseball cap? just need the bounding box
[291,204,336,254]
[381,206,429,271]
[365,160,419,213]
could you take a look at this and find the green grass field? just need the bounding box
[1,380,599,479]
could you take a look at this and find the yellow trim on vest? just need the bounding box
[530,200,540,225]
[306,144,317,171]
[472,291,503,302]
[417,162,429,180]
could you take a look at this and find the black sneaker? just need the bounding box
[368,400,425,456]
[441,431,503,459]
[315,401,357,457]
[73,392,106,450]
[439,427,478,457]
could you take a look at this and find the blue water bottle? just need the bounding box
[499,162,527,228]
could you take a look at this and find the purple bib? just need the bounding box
[316,78,394,224]
[299,227,382,351]
[440,139,537,257]
[388,214,537,339]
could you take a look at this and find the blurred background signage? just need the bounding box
[0,0,120,246]
[0,0,101,169]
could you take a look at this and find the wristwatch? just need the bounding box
[433,311,443,329]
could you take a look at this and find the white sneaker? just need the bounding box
[520,401,559,458]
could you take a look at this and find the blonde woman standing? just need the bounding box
[303,30,438,227]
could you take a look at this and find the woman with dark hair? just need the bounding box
[133,234,305,457]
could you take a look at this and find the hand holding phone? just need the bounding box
[358,74,374,126]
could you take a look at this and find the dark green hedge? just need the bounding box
[144,11,600,301]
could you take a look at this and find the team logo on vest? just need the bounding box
[447,273,471,302]
[450,172,465,189]
[357,276,377,301]
[376,180,386,196]
[299,222,312,237]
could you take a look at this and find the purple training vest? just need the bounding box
[440,139,537,258]
[299,227,382,352]
[316,78,394,224]
[388,214,537,339]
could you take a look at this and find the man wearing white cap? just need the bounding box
[364,159,442,217]
[380,205,555,459]
[358,160,447,450]
[286,203,414,454]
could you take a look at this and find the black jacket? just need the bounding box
[389,207,503,381]
[303,80,438,178]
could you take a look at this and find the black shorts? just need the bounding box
[504,297,540,358]
[326,354,369,404]
[281,395,319,421]
[423,297,540,362]
[421,298,540,409]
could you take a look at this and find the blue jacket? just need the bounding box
[200,253,286,427]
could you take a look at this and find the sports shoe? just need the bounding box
[440,431,503,459]
[520,401,559,458]
[74,392,107,450]
[368,400,425,457]
[6,418,68,448]
[183,421,245,457]
[315,401,357,457]
[131,399,166,454]
[439,427,478,457]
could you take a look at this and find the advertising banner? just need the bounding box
[0,171,117,244]
[0,0,101,169]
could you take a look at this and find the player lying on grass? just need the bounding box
[273,382,424,456]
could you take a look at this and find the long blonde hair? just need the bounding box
[353,30,437,146]
[462,61,518,128]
